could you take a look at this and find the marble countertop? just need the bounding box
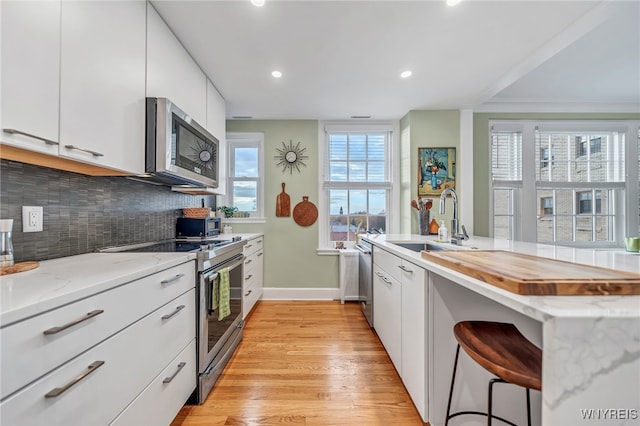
[362,234,640,321]
[0,252,196,327]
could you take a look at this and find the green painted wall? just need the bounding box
[399,110,460,234]
[473,112,640,237]
[225,120,339,289]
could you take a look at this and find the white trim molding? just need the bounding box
[262,287,340,301]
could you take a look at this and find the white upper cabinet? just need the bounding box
[1,1,60,154]
[206,80,226,142]
[146,4,207,126]
[59,1,146,174]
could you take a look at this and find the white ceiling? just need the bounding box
[151,0,640,120]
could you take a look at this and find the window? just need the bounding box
[577,191,601,214]
[577,136,602,157]
[221,133,264,219]
[490,120,638,247]
[541,197,553,216]
[322,125,393,247]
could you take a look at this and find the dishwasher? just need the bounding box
[355,239,373,327]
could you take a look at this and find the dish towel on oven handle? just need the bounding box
[218,267,231,321]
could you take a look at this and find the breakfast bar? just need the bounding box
[362,234,640,426]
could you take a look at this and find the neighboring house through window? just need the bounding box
[490,120,638,247]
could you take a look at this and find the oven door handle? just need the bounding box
[205,256,245,314]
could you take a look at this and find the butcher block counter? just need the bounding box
[361,234,640,426]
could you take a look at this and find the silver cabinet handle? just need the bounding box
[382,276,392,285]
[161,305,185,320]
[161,273,185,285]
[244,289,252,297]
[257,252,263,257]
[245,244,253,250]
[244,259,252,265]
[63,144,104,157]
[399,265,413,273]
[43,310,104,335]
[3,128,59,145]
[162,362,186,384]
[257,240,263,244]
[44,361,104,398]
[244,274,253,281]
[375,271,384,278]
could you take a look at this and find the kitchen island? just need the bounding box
[362,234,640,426]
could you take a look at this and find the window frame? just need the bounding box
[489,120,639,247]
[219,132,265,222]
[317,122,399,252]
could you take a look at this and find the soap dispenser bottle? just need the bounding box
[438,220,448,242]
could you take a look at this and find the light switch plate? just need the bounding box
[22,206,43,232]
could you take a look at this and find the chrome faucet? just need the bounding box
[439,188,469,245]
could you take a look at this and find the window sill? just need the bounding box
[220,217,266,224]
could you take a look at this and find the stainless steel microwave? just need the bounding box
[145,97,219,188]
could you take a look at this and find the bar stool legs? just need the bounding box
[445,344,531,426]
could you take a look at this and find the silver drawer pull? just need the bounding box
[398,265,413,273]
[245,290,252,297]
[244,259,252,265]
[161,273,185,285]
[44,361,104,398]
[258,252,263,256]
[244,274,253,281]
[161,305,185,320]
[43,309,104,335]
[375,271,384,278]
[257,240,263,244]
[163,362,186,384]
[63,144,104,157]
[245,244,253,249]
[3,128,59,145]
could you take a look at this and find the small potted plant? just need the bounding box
[217,206,238,218]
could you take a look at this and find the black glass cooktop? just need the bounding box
[113,239,232,253]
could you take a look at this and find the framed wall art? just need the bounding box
[418,147,456,196]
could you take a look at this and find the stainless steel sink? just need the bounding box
[391,242,451,252]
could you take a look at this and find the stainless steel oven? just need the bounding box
[355,239,373,328]
[197,247,244,403]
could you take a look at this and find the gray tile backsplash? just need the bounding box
[0,159,216,262]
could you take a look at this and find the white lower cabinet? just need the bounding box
[372,245,427,421]
[0,261,197,426]
[111,341,196,426]
[242,235,264,319]
[373,263,402,370]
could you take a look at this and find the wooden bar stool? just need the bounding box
[445,321,542,426]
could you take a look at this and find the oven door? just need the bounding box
[198,254,244,373]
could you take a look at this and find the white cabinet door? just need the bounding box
[1,0,60,154]
[207,80,226,194]
[59,0,145,174]
[373,264,402,371]
[146,4,207,125]
[400,260,427,420]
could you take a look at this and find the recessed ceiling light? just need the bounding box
[271,70,282,78]
[251,0,265,7]
[400,70,412,78]
[446,0,462,6]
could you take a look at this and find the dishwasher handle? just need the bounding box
[355,244,371,255]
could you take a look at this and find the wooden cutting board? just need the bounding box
[293,196,318,227]
[0,261,39,276]
[275,182,291,217]
[421,250,640,295]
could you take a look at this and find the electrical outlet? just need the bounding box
[22,206,43,232]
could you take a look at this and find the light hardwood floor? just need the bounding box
[171,300,425,426]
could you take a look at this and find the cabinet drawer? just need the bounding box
[0,290,195,426]
[242,284,262,319]
[1,261,195,399]
[373,246,402,281]
[243,237,263,257]
[111,340,196,426]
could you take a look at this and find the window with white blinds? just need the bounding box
[323,130,392,244]
[490,120,639,247]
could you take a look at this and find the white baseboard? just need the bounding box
[261,287,340,301]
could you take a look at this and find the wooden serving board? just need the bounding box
[0,261,39,276]
[420,250,640,295]
[293,196,318,227]
[275,182,291,217]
